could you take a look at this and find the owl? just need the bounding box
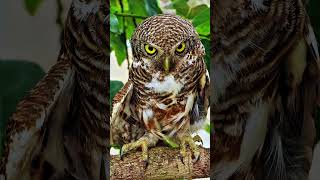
[211,0,319,179]
[0,0,109,179]
[111,14,210,163]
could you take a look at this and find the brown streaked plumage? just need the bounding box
[0,0,109,179]
[111,14,210,163]
[211,0,319,179]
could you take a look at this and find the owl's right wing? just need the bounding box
[110,80,145,145]
[0,55,75,180]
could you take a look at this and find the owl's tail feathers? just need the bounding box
[261,124,310,180]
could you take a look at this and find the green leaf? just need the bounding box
[110,144,121,149]
[0,60,45,156]
[110,0,124,33]
[110,32,127,65]
[144,0,162,16]
[192,7,210,27]
[163,136,179,148]
[110,14,120,33]
[196,21,210,36]
[25,0,43,16]
[128,0,148,16]
[122,0,130,12]
[188,4,208,19]
[204,123,211,134]
[110,80,124,105]
[172,0,190,17]
[110,0,122,13]
[125,18,137,40]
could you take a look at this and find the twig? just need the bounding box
[114,12,148,19]
[110,146,210,180]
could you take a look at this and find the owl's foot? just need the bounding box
[120,135,157,167]
[178,134,201,164]
[192,134,203,146]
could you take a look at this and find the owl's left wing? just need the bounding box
[191,69,210,131]
[0,56,74,180]
[111,80,142,145]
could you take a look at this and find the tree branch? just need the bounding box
[110,146,210,179]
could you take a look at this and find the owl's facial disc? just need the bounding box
[160,40,189,74]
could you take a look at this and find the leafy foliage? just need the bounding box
[24,0,43,16]
[0,60,45,156]
[204,123,211,134]
[110,0,210,67]
[110,80,124,105]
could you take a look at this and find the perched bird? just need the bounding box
[211,0,319,179]
[0,0,109,179]
[111,14,210,163]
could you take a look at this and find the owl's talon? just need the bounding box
[119,136,156,165]
[193,135,203,146]
[178,134,201,164]
[178,154,185,165]
[143,160,149,169]
[119,146,125,160]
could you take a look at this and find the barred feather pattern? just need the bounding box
[0,55,74,180]
[0,0,109,179]
[62,0,109,179]
[65,0,109,148]
[211,0,319,179]
[111,15,209,146]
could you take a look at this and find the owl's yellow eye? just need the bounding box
[176,42,186,53]
[144,44,157,55]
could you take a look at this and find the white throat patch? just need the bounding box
[145,74,183,95]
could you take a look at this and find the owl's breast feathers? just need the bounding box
[129,59,207,137]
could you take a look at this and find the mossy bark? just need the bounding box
[110,146,209,180]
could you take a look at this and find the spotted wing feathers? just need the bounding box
[0,56,74,180]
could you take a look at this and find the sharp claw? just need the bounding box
[199,139,203,146]
[143,160,149,169]
[118,137,155,164]
[119,146,125,160]
[178,154,185,165]
[178,134,202,164]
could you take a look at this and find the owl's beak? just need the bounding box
[163,56,171,74]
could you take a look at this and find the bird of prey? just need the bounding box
[211,0,319,179]
[110,14,210,163]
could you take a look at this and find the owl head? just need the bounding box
[130,14,205,75]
